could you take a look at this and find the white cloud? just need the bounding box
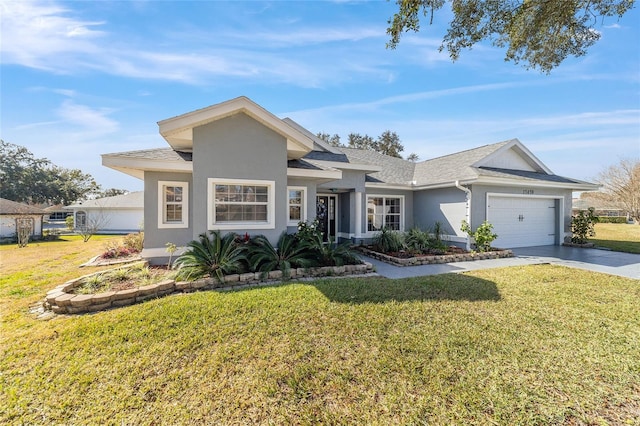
[0,0,423,87]
[56,100,119,136]
[0,0,105,70]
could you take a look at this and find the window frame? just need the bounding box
[208,178,275,230]
[157,181,189,229]
[287,186,307,226]
[366,194,404,233]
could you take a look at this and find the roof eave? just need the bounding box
[102,155,193,179]
[158,97,315,159]
[473,176,601,191]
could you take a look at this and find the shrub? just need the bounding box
[301,233,360,267]
[597,216,627,224]
[461,220,498,252]
[404,227,429,252]
[65,215,74,230]
[101,245,134,259]
[373,227,405,253]
[174,231,247,282]
[249,232,312,278]
[572,207,599,244]
[123,232,144,252]
[296,219,322,244]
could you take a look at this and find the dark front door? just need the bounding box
[316,195,337,242]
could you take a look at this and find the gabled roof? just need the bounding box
[65,191,144,210]
[339,139,599,191]
[282,118,343,155]
[341,148,416,184]
[102,148,192,179]
[0,198,46,215]
[157,96,314,159]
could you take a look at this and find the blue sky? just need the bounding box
[2,0,639,192]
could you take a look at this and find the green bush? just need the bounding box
[296,219,322,244]
[373,227,405,253]
[461,220,498,252]
[571,207,599,244]
[249,232,312,278]
[596,216,627,224]
[175,231,247,282]
[65,215,74,230]
[301,233,360,267]
[404,227,429,252]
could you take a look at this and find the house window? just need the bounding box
[76,211,87,229]
[367,196,403,232]
[287,186,306,225]
[208,178,275,230]
[158,181,189,229]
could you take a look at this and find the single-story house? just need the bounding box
[0,198,46,242]
[572,194,628,219]
[43,204,72,222]
[102,96,599,263]
[64,191,144,234]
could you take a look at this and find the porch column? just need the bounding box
[354,191,362,240]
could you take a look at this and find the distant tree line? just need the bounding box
[316,131,419,161]
[0,140,128,206]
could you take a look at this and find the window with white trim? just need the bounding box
[367,196,403,231]
[158,181,189,229]
[208,178,275,230]
[287,186,306,225]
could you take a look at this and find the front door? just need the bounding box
[316,195,337,242]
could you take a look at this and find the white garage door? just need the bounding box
[488,196,557,248]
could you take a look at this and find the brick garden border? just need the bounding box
[44,262,375,315]
[357,246,513,267]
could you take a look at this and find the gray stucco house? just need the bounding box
[102,96,598,262]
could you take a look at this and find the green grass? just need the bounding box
[1,237,639,424]
[591,222,640,254]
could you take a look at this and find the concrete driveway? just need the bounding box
[511,245,640,280]
[363,246,640,280]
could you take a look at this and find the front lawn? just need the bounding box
[592,222,640,254]
[1,237,639,424]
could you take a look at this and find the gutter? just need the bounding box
[455,180,472,251]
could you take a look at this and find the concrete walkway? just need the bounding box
[363,246,640,280]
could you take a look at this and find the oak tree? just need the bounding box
[386,0,634,72]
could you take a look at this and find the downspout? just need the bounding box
[455,181,472,251]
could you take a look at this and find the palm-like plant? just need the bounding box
[249,232,312,278]
[174,231,247,282]
[404,227,429,253]
[373,227,405,253]
[302,233,359,267]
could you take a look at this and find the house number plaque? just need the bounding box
[522,189,534,195]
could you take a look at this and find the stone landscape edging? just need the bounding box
[44,262,375,315]
[357,246,513,266]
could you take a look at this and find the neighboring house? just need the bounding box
[64,191,144,234]
[43,204,72,222]
[572,194,628,219]
[102,96,599,262]
[0,198,46,242]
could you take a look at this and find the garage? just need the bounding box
[487,195,558,248]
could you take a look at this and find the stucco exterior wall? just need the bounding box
[470,184,572,239]
[0,215,43,240]
[192,113,288,243]
[144,171,194,250]
[413,187,467,237]
[362,187,414,238]
[318,170,365,192]
[286,178,318,234]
